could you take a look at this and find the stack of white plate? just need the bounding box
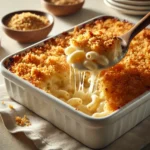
[104,0,150,15]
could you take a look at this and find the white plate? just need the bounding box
[113,0,150,6]
[107,0,150,10]
[104,0,150,15]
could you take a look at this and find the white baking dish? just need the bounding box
[1,15,150,149]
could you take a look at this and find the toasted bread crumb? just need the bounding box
[1,101,5,105]
[15,115,31,126]
[9,104,14,110]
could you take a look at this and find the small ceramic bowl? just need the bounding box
[41,0,85,16]
[1,10,54,43]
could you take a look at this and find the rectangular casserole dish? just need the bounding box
[0,15,150,149]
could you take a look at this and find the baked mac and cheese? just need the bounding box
[6,17,150,117]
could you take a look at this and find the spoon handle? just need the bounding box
[120,12,150,46]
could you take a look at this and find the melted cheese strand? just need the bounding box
[88,71,98,93]
[69,66,72,85]
[81,72,86,92]
[73,68,77,93]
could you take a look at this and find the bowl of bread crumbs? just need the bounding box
[41,0,85,16]
[1,10,54,43]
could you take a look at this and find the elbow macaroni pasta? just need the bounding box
[67,50,85,64]
[86,51,109,66]
[57,90,70,100]
[64,46,76,55]
[65,43,111,71]
[67,97,82,107]
[83,60,98,70]
[87,94,100,112]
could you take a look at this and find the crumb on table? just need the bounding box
[15,115,31,126]
[9,104,14,110]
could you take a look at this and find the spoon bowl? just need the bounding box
[72,12,150,71]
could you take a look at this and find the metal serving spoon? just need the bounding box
[73,12,150,71]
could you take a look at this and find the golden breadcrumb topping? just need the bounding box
[101,28,150,110]
[6,17,150,111]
